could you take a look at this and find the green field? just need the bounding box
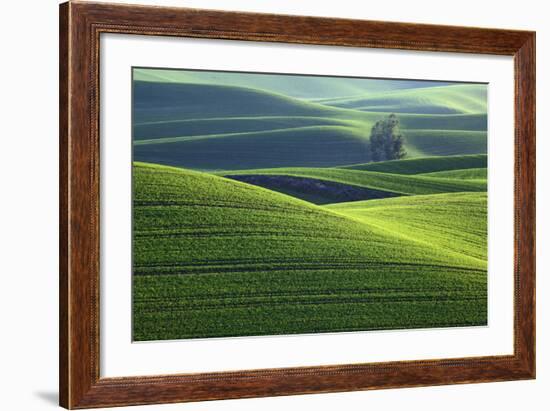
[132,68,488,341]
[342,154,487,174]
[222,166,487,196]
[133,164,486,340]
[318,84,487,114]
[420,168,487,180]
[133,74,487,169]
[134,67,456,99]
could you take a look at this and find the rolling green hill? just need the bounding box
[133,116,350,140]
[320,84,487,114]
[133,80,340,122]
[134,68,455,99]
[133,123,487,170]
[133,163,487,340]
[226,174,400,205]
[131,69,489,342]
[133,80,487,131]
[223,167,487,196]
[397,113,486,131]
[403,130,487,157]
[133,80,487,169]
[134,126,371,170]
[134,113,488,142]
[420,168,487,180]
[327,192,487,261]
[343,154,487,174]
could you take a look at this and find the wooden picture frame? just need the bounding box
[59,1,535,408]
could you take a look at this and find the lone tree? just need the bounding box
[369,114,406,162]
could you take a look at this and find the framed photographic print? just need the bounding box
[59,1,535,409]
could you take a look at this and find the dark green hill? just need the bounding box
[133,80,337,122]
[223,167,487,196]
[342,154,487,174]
[134,68,455,99]
[134,126,372,170]
[320,84,487,114]
[133,81,487,170]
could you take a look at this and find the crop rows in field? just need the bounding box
[131,70,488,341]
[133,163,487,340]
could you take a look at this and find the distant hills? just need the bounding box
[134,67,458,99]
[133,71,487,171]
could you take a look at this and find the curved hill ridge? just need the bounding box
[133,126,372,170]
[326,192,487,261]
[420,168,487,180]
[134,162,484,270]
[133,80,341,122]
[134,68,454,99]
[134,125,366,146]
[319,84,487,114]
[226,174,400,205]
[133,163,487,340]
[133,116,351,140]
[133,80,487,170]
[222,167,487,196]
[342,154,487,174]
[132,123,486,171]
[133,80,488,128]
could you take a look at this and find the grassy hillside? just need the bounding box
[133,163,487,340]
[227,174,400,205]
[133,80,339,122]
[403,130,487,157]
[134,113,488,142]
[133,122,486,170]
[134,126,372,170]
[320,84,487,114]
[396,113,487,133]
[343,154,487,174]
[223,167,487,196]
[420,168,487,180]
[327,192,487,261]
[134,68,455,99]
[131,68,489,342]
[133,79,487,169]
[133,80,487,131]
[133,116,350,140]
